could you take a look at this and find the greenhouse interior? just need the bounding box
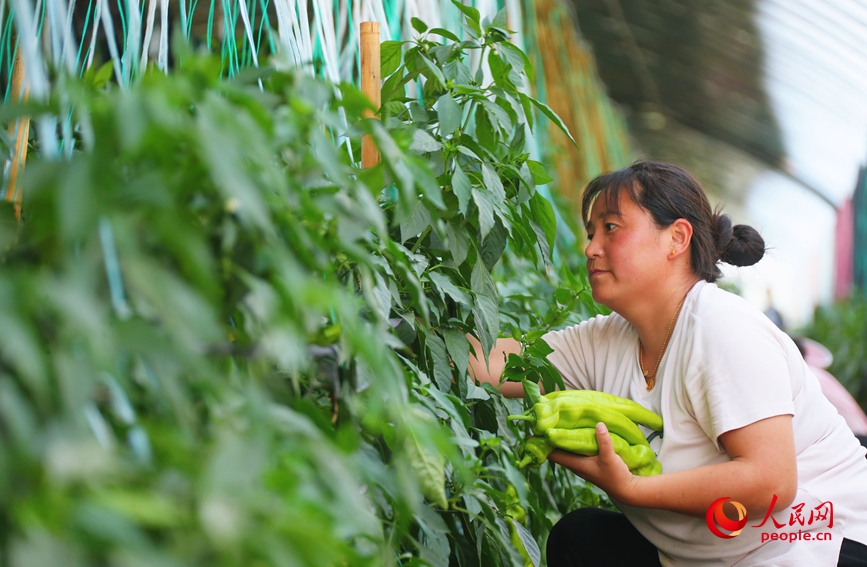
[1,0,867,565]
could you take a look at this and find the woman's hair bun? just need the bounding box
[714,213,765,267]
[714,214,734,252]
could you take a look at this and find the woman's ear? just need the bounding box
[670,218,693,253]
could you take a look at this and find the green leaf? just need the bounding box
[400,200,432,243]
[479,220,508,269]
[512,519,542,567]
[524,94,579,148]
[406,156,445,209]
[411,17,428,34]
[437,93,462,135]
[480,99,511,133]
[488,50,510,89]
[530,192,556,261]
[520,91,535,131]
[446,222,471,267]
[526,338,554,358]
[452,165,472,214]
[481,164,506,202]
[428,272,473,306]
[443,60,473,86]
[420,53,447,88]
[499,42,535,83]
[443,328,471,380]
[508,126,526,159]
[490,8,508,31]
[526,216,549,266]
[417,501,451,564]
[424,328,453,392]
[451,0,481,24]
[381,41,404,77]
[410,129,443,153]
[527,160,554,185]
[554,287,572,305]
[428,27,461,42]
[472,188,495,240]
[521,378,541,406]
[459,15,483,40]
[404,410,448,509]
[91,61,114,88]
[471,258,499,369]
[456,145,481,161]
[475,108,497,152]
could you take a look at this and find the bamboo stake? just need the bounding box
[360,21,380,168]
[5,46,30,221]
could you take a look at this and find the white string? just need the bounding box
[85,0,102,69]
[296,0,312,71]
[98,0,127,88]
[124,0,142,82]
[237,0,263,88]
[140,0,157,68]
[158,0,168,72]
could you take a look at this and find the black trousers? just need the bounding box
[547,507,867,567]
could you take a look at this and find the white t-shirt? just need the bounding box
[543,279,867,567]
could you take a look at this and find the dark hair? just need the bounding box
[581,161,765,283]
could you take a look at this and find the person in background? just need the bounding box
[763,289,785,331]
[791,336,867,450]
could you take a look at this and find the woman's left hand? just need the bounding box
[547,422,641,503]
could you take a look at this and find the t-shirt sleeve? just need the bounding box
[686,306,795,453]
[541,314,608,391]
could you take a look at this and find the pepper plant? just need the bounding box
[0,6,612,567]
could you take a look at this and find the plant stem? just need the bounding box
[507,414,533,422]
[410,227,431,253]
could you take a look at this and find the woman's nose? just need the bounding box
[585,236,601,259]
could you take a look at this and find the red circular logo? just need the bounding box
[706,497,748,538]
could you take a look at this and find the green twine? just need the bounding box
[186,0,200,38]
[206,0,215,49]
[74,0,95,74]
[257,0,273,57]
[1,16,16,102]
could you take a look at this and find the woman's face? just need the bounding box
[584,190,669,309]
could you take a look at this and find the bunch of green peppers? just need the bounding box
[509,390,664,476]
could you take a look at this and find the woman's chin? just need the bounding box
[589,286,610,306]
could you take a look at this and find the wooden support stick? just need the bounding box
[5,46,30,221]
[360,21,381,168]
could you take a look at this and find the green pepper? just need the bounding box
[545,427,660,475]
[543,390,664,432]
[505,483,527,524]
[516,437,554,469]
[511,397,649,447]
[632,458,663,477]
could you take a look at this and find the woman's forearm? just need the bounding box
[623,458,797,520]
[551,417,798,521]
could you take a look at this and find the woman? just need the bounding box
[469,162,867,566]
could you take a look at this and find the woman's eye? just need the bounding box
[605,223,616,230]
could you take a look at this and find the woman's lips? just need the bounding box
[589,270,608,277]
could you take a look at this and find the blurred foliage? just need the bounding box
[801,291,867,410]
[0,6,610,567]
